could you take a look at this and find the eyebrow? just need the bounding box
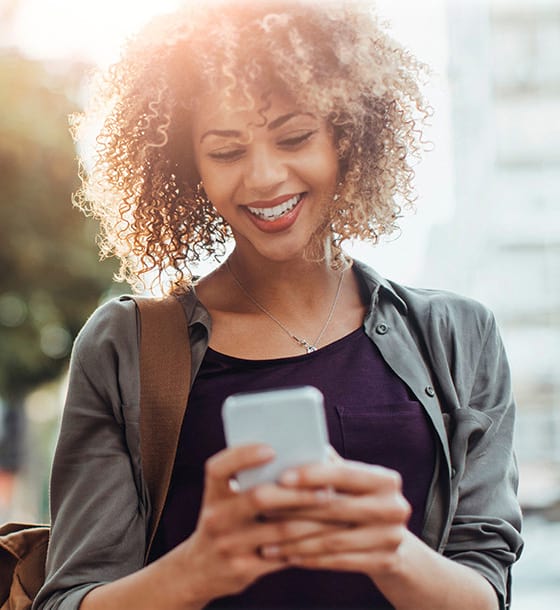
[267,112,299,131]
[199,112,314,143]
[199,129,241,143]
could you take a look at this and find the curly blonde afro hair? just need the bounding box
[72,0,430,291]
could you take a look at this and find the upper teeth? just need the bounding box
[247,194,302,221]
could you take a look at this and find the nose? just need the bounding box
[242,145,288,194]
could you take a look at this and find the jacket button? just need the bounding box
[375,323,389,335]
[451,467,457,478]
[425,385,435,397]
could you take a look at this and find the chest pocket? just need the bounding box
[335,400,427,464]
[334,399,436,537]
[443,407,494,489]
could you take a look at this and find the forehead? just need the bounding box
[192,90,307,134]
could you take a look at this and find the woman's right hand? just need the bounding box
[172,443,336,606]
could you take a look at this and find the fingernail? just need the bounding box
[257,446,275,459]
[280,470,299,485]
[315,489,332,502]
[261,545,280,558]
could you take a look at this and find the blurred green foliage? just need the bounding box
[0,51,123,404]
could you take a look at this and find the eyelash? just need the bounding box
[208,149,244,161]
[208,130,317,162]
[278,130,317,147]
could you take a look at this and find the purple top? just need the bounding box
[151,327,436,608]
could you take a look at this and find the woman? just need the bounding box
[34,1,523,609]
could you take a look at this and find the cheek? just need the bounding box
[312,149,339,193]
[196,159,227,203]
[200,179,224,208]
[198,168,240,218]
[314,136,340,184]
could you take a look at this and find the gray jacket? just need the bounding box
[34,260,523,610]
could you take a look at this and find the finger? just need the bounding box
[263,492,410,526]
[244,482,333,517]
[203,444,275,501]
[215,548,288,583]
[200,484,334,536]
[280,461,403,495]
[288,550,400,575]
[212,520,342,557]
[261,524,406,559]
[327,445,343,463]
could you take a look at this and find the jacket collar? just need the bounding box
[352,258,408,314]
[178,257,408,326]
[176,285,212,332]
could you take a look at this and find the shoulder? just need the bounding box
[74,296,138,348]
[391,281,495,333]
[72,296,139,372]
[354,259,497,346]
[387,282,505,381]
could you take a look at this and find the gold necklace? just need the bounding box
[225,260,345,354]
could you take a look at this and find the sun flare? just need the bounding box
[8,0,183,65]
[4,0,454,285]
[8,0,446,69]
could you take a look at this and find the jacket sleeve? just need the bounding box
[442,309,523,610]
[33,299,148,610]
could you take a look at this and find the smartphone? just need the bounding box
[222,385,329,490]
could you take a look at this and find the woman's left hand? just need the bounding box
[258,451,412,581]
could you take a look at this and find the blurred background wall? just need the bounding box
[427,0,560,510]
[421,3,560,603]
[0,0,558,606]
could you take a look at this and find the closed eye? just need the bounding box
[278,130,318,148]
[208,148,245,162]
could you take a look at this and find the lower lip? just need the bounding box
[243,196,305,234]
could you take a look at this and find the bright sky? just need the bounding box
[8,0,448,66]
[6,0,181,65]
[5,0,455,284]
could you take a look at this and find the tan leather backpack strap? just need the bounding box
[131,295,191,563]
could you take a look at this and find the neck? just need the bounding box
[227,249,344,309]
[194,248,364,359]
[225,252,348,354]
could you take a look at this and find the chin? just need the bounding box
[234,220,327,265]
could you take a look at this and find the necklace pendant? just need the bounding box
[226,260,346,358]
[296,338,317,353]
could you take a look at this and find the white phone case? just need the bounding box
[222,385,329,490]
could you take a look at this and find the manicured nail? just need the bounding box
[280,470,299,485]
[261,545,280,558]
[257,446,275,459]
[315,489,332,502]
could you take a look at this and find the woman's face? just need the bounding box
[191,92,339,264]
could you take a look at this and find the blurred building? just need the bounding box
[425,0,560,508]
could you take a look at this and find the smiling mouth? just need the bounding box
[246,194,304,222]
